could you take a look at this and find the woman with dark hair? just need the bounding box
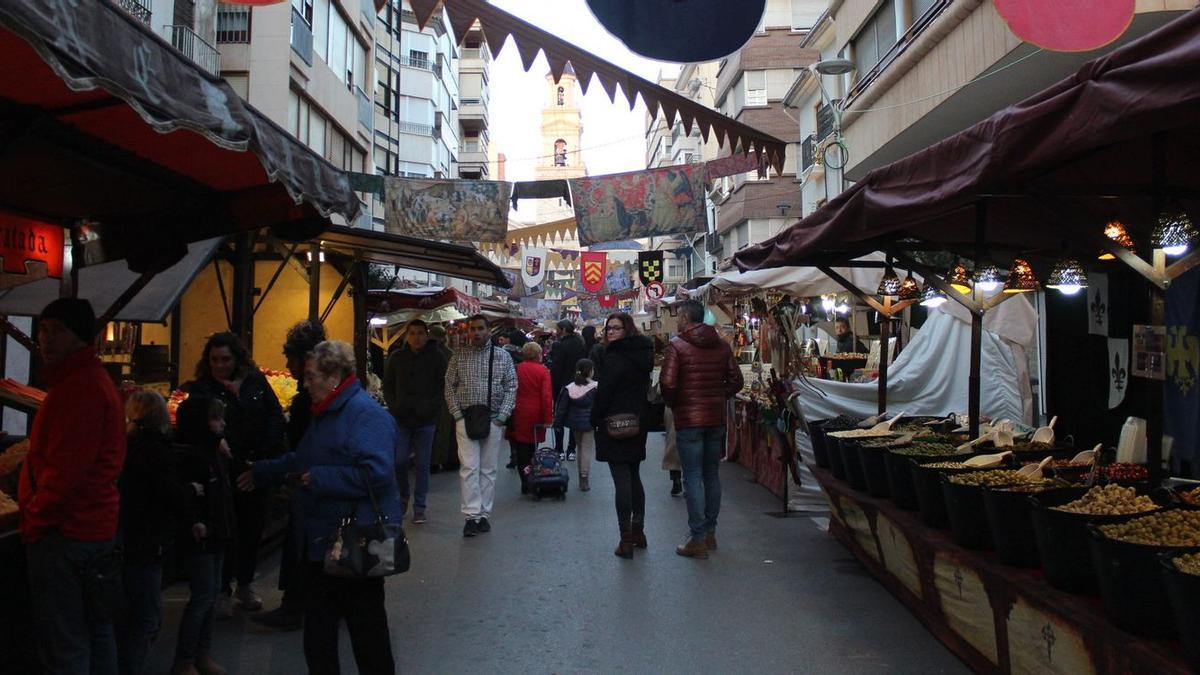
[590,312,654,559]
[189,332,285,616]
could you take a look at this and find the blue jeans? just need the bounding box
[677,425,726,540]
[397,424,436,513]
[118,561,162,675]
[26,532,119,675]
[176,550,224,661]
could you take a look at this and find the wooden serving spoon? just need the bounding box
[1016,455,1052,478]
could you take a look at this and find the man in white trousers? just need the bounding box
[445,314,517,537]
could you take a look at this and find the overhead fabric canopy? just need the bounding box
[408,0,788,172]
[734,8,1200,273]
[0,1,361,267]
[365,287,483,318]
[318,226,511,288]
[0,237,222,322]
[693,253,920,301]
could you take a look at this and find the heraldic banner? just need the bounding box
[384,177,511,242]
[580,251,607,293]
[569,164,707,246]
[637,250,664,285]
[521,247,547,289]
[1165,266,1200,477]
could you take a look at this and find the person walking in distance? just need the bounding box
[384,319,449,524]
[591,313,654,559]
[661,300,743,559]
[20,298,126,674]
[555,358,597,492]
[506,342,554,494]
[548,319,587,460]
[445,314,517,537]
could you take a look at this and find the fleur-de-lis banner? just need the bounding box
[1165,267,1200,477]
[1087,272,1109,336]
[1108,338,1128,409]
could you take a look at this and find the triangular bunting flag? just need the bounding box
[445,3,479,44]
[546,51,569,82]
[479,19,511,58]
[515,38,541,72]
[409,0,441,31]
[598,74,618,102]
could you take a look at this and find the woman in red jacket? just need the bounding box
[506,342,553,494]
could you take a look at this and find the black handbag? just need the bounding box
[324,467,410,578]
[462,347,495,440]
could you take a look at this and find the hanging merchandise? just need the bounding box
[521,247,548,289]
[580,251,607,293]
[569,164,707,246]
[1087,272,1109,336]
[637,250,664,285]
[1107,338,1129,409]
[383,177,511,242]
[1165,267,1200,477]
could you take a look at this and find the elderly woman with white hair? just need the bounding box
[238,340,401,675]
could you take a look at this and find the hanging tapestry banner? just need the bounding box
[1165,267,1200,476]
[580,251,607,293]
[704,151,760,181]
[606,264,632,293]
[521,247,548,288]
[569,164,707,246]
[1107,338,1129,409]
[598,294,616,308]
[383,177,511,242]
[1087,272,1109,336]
[637,250,664,285]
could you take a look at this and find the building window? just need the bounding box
[291,0,313,25]
[409,50,429,69]
[744,70,766,106]
[313,0,328,59]
[556,86,565,106]
[852,0,898,79]
[554,139,567,166]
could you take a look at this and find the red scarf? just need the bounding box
[311,374,357,417]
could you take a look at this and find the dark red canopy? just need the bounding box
[0,0,361,267]
[734,8,1200,272]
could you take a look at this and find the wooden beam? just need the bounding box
[888,250,982,314]
[982,291,1023,312]
[308,243,321,323]
[1166,249,1200,281]
[320,261,356,324]
[0,316,37,353]
[817,265,887,315]
[253,242,298,315]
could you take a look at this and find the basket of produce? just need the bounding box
[825,427,894,485]
[941,470,1048,550]
[982,478,1072,567]
[1031,485,1164,594]
[1174,485,1200,510]
[911,461,987,528]
[1087,510,1200,638]
[885,442,970,510]
[1160,551,1200,672]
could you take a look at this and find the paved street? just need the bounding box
[145,433,967,674]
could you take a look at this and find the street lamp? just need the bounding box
[810,58,855,192]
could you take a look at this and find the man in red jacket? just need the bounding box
[660,299,743,559]
[19,298,127,673]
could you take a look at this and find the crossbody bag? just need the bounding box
[461,347,495,440]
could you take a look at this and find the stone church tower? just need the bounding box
[535,65,586,225]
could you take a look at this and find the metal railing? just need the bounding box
[355,86,373,132]
[844,0,952,107]
[462,140,483,153]
[217,4,251,44]
[290,7,313,66]
[115,0,151,25]
[461,47,490,63]
[167,25,220,75]
[400,56,434,71]
[460,97,482,106]
[397,121,434,136]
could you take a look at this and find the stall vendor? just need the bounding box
[833,318,866,354]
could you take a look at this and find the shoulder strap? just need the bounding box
[487,346,494,405]
[358,466,388,525]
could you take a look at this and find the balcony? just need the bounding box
[216,4,251,44]
[844,0,950,107]
[461,47,490,63]
[459,96,488,131]
[116,0,151,25]
[397,121,434,137]
[166,25,220,75]
[355,86,372,133]
[290,7,313,66]
[400,55,435,72]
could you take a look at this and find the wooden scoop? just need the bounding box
[1030,416,1058,446]
[866,411,907,433]
[963,450,1013,468]
[1069,443,1102,466]
[1017,455,1052,478]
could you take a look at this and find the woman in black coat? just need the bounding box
[591,312,654,559]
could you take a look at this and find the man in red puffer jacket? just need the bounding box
[660,299,743,560]
[19,298,127,673]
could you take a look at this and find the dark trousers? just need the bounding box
[512,441,535,490]
[301,563,394,675]
[607,461,645,532]
[26,532,118,675]
[177,550,223,661]
[118,560,162,675]
[277,514,303,612]
[553,427,577,455]
[223,488,267,592]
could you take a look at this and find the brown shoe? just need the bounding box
[614,531,635,559]
[675,537,709,559]
[706,532,718,550]
[171,660,200,675]
[631,522,648,549]
[195,654,228,675]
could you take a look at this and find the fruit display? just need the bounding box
[0,439,28,476]
[1098,510,1200,546]
[948,469,1051,487]
[860,436,913,449]
[1178,486,1200,507]
[922,461,981,470]
[1098,464,1150,482]
[0,489,16,516]
[1054,485,1159,515]
[262,368,299,410]
[891,442,963,458]
[167,388,188,425]
[1175,552,1200,576]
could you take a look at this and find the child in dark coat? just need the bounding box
[554,359,597,491]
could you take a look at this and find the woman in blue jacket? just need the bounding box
[238,340,400,675]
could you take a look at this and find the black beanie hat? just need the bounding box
[40,298,96,343]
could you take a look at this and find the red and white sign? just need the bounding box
[644,281,665,301]
[0,213,64,289]
[993,0,1134,52]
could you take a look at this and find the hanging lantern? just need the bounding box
[920,285,948,307]
[1150,210,1198,257]
[1098,220,1136,260]
[1003,258,1039,293]
[947,261,972,294]
[877,265,901,296]
[1046,259,1088,295]
[897,272,921,300]
[972,262,1004,292]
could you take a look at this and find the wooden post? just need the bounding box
[230,231,255,346]
[308,242,321,323]
[352,263,369,382]
[969,309,983,439]
[878,312,890,415]
[1147,284,1165,480]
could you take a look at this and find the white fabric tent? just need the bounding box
[693,253,919,301]
[794,293,1038,425]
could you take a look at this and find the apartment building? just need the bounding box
[457,22,490,180]
[784,10,842,218]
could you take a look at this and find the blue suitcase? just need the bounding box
[527,446,569,501]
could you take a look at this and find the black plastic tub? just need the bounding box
[1161,551,1200,672]
[839,438,869,492]
[887,451,971,511]
[826,433,847,480]
[1029,488,1164,594]
[941,475,997,550]
[983,484,1064,567]
[808,419,833,468]
[1087,522,1199,639]
[856,443,893,498]
[911,463,979,529]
